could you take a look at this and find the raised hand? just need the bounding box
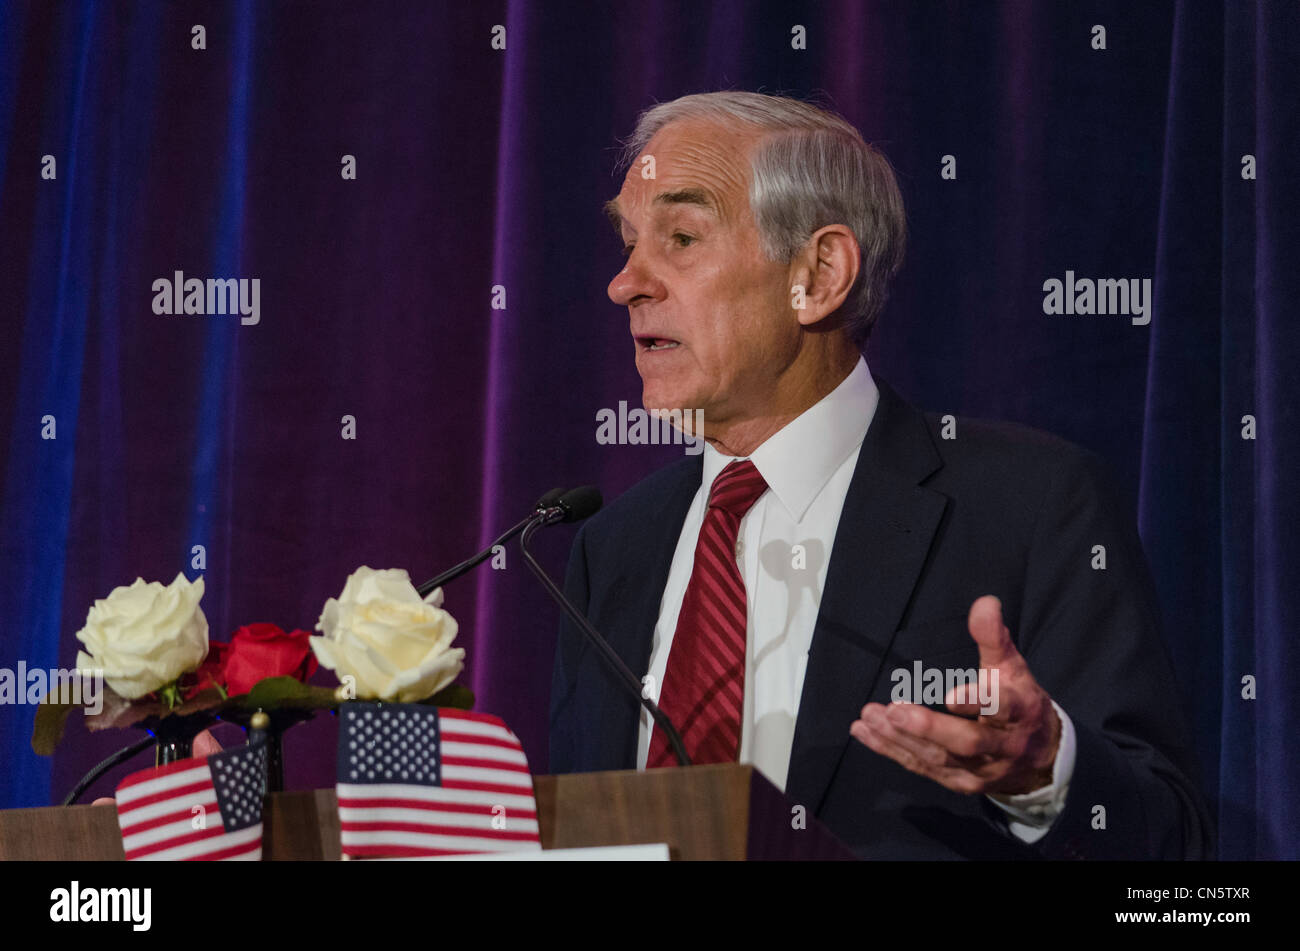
[850,595,1061,796]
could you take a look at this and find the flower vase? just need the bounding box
[224,707,316,793]
[149,710,218,766]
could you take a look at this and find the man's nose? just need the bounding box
[607,253,664,307]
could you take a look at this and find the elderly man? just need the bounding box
[549,92,1212,859]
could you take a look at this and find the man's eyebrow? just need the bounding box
[603,199,623,235]
[603,187,721,237]
[653,187,719,215]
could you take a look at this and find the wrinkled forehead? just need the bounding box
[614,118,764,225]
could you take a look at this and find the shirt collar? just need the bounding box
[701,355,879,521]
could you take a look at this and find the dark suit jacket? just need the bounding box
[549,377,1214,859]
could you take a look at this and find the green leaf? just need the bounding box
[32,675,474,755]
[421,683,474,710]
[31,696,78,757]
[237,677,342,711]
[79,685,227,735]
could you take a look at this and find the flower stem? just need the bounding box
[159,682,182,710]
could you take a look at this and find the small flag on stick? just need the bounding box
[336,703,541,858]
[115,739,267,861]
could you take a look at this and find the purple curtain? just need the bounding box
[1,0,1294,859]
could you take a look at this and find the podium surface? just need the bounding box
[0,764,856,861]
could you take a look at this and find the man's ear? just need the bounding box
[788,225,860,328]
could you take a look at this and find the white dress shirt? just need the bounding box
[636,356,1076,843]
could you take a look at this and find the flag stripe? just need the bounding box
[437,710,515,727]
[338,801,536,821]
[440,739,529,765]
[341,819,539,840]
[120,798,218,837]
[438,732,524,753]
[440,718,518,739]
[336,785,537,812]
[185,836,263,862]
[116,758,208,793]
[339,806,538,831]
[134,824,263,862]
[340,830,540,852]
[441,762,533,786]
[440,752,530,774]
[124,821,229,859]
[344,843,541,858]
[117,768,212,808]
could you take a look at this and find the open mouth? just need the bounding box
[634,335,681,352]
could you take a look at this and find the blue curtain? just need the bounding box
[0,0,1294,859]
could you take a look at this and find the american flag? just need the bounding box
[114,740,267,861]
[336,703,541,858]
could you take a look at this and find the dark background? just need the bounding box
[0,0,1295,859]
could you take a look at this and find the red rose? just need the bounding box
[221,623,319,697]
[185,641,230,699]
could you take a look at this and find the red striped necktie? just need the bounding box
[647,459,769,767]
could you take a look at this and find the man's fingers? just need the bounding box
[191,729,222,758]
[869,705,959,765]
[944,676,1023,721]
[968,594,1019,669]
[880,701,1023,776]
[944,681,989,718]
[883,701,1011,760]
[852,710,989,794]
[860,703,1001,769]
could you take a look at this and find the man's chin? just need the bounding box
[640,367,710,419]
[641,386,693,415]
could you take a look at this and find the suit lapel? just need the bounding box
[602,456,702,768]
[785,378,948,813]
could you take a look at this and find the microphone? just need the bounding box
[415,488,564,596]
[517,488,692,767]
[536,485,602,525]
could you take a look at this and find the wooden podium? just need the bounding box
[0,764,855,861]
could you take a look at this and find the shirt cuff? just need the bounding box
[984,699,1075,844]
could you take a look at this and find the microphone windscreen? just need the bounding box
[535,487,566,510]
[558,485,602,522]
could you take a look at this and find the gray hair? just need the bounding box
[616,91,907,347]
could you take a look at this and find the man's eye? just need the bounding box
[673,233,696,248]
[621,243,635,258]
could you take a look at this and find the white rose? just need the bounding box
[310,566,464,702]
[74,573,209,699]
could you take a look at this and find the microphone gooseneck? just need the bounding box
[415,488,564,596]
[518,492,692,767]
